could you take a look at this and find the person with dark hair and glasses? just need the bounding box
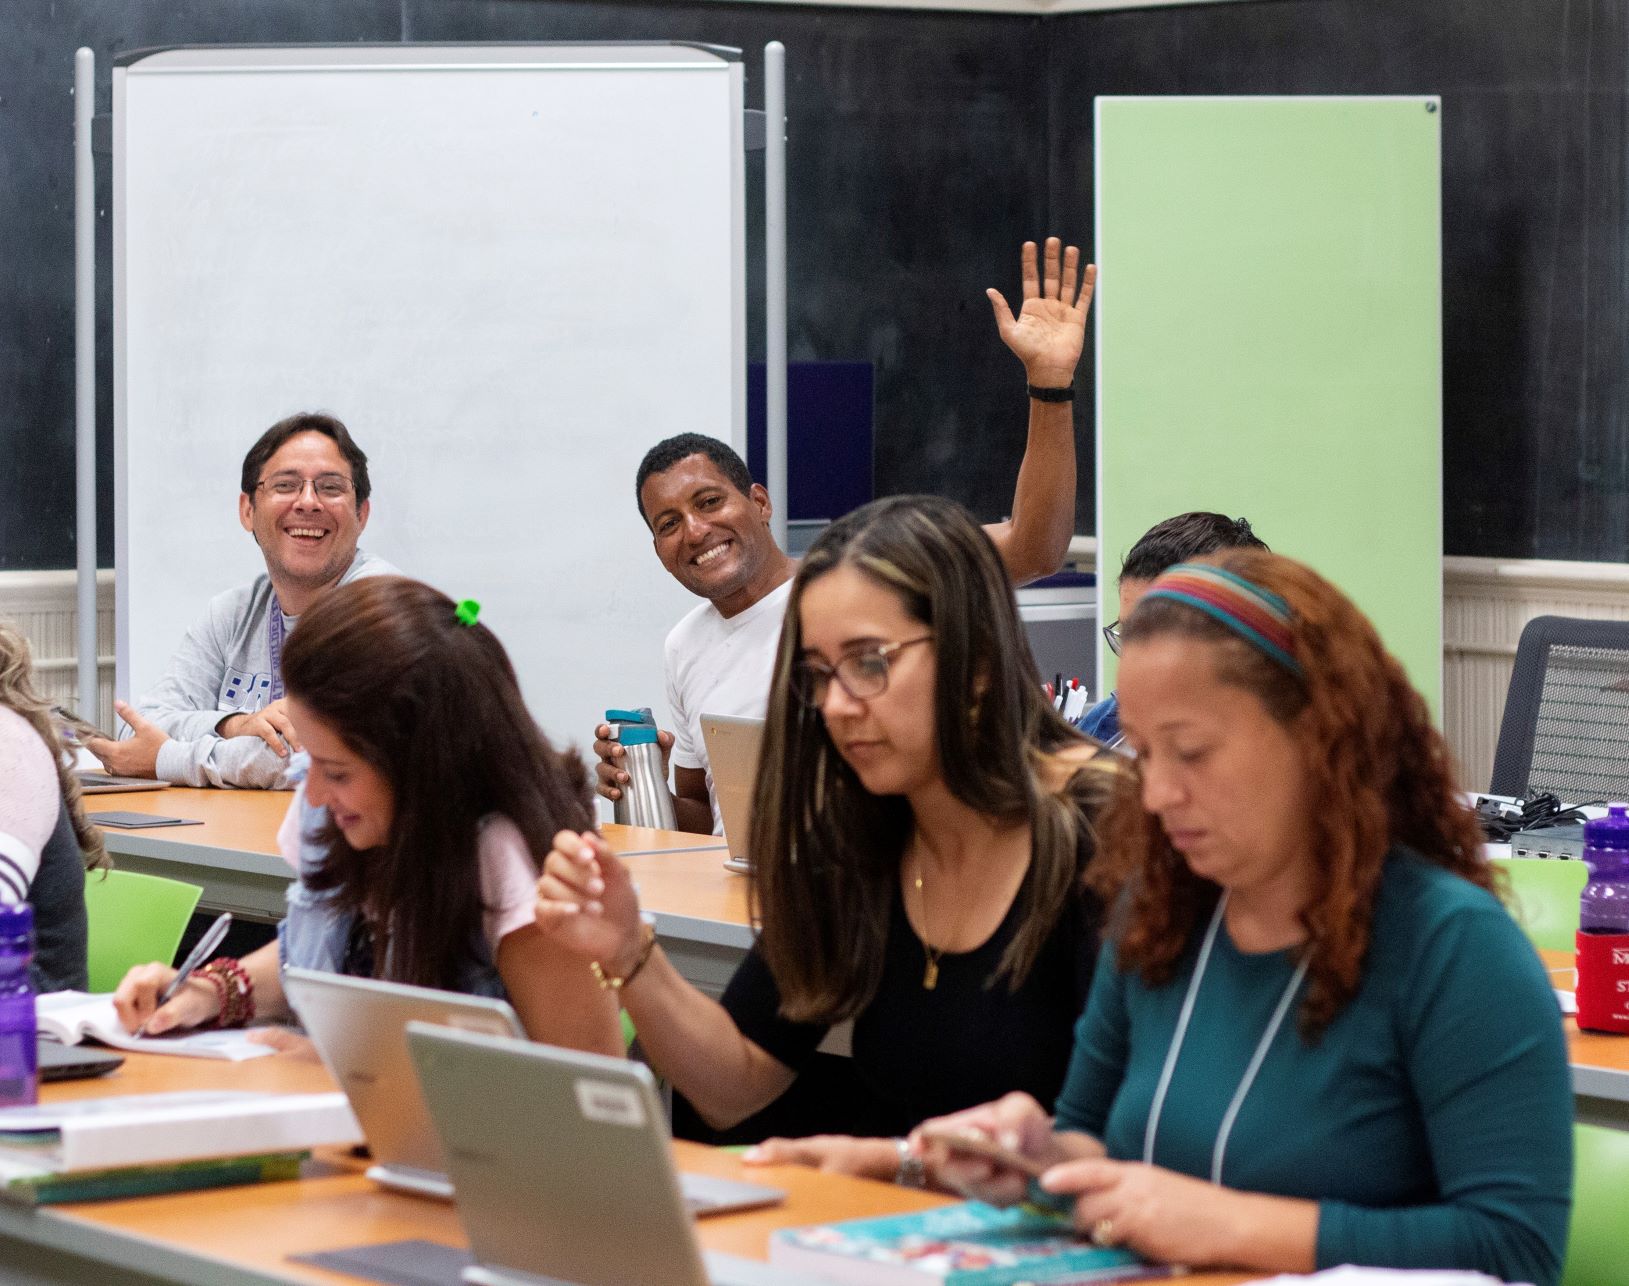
[597,238,1098,835]
[540,495,1118,1181]
[1082,512,1266,750]
[85,412,397,788]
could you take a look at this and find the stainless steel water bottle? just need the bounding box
[613,723,677,831]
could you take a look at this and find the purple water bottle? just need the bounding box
[0,904,37,1106]
[1576,804,1629,1035]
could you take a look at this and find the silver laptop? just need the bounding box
[283,968,524,1200]
[700,714,764,874]
[405,1023,807,1286]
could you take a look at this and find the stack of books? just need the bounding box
[0,1089,361,1205]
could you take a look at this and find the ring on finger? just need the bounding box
[1089,1218,1117,1248]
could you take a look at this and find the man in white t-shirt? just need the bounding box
[594,237,1097,832]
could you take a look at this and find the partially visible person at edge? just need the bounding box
[1082,511,1266,750]
[597,237,1097,835]
[538,495,1118,1180]
[0,622,108,992]
[112,577,621,1057]
[918,551,1572,1285]
[85,412,397,789]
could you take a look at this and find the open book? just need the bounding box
[37,992,274,1061]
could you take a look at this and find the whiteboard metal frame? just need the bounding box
[110,43,762,757]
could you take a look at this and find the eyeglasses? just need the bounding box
[790,636,934,707]
[1103,620,1123,657]
[256,472,354,503]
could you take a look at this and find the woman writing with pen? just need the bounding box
[113,576,621,1055]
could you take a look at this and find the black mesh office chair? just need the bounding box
[1489,616,1629,803]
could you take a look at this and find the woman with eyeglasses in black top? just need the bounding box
[536,494,1118,1182]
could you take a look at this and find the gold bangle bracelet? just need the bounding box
[589,922,657,992]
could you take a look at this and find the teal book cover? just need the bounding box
[769,1201,1173,1285]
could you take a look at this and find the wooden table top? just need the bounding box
[619,844,751,930]
[92,796,1629,1083]
[91,786,753,934]
[38,1051,1246,1285]
[88,787,294,856]
[1542,948,1629,1078]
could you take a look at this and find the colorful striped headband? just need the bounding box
[1140,563,1302,675]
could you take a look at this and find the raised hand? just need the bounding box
[987,237,1098,389]
[534,828,647,972]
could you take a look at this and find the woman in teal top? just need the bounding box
[920,552,1572,1284]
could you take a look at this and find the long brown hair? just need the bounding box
[281,577,593,990]
[751,495,1111,1024]
[0,622,109,871]
[1091,549,1489,1037]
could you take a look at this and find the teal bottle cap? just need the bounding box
[619,725,660,748]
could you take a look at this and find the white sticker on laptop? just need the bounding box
[574,1078,646,1128]
[445,1014,511,1035]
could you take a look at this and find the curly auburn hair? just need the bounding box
[1089,548,1490,1038]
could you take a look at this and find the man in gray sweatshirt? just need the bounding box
[85,412,397,788]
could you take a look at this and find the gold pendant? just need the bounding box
[923,957,939,990]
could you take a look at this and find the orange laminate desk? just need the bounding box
[1540,948,1629,1125]
[91,788,750,993]
[90,798,1629,1112]
[6,1051,1249,1286]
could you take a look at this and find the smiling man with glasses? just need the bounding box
[85,412,397,788]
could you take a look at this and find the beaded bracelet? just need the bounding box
[198,957,255,1028]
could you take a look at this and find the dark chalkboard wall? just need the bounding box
[3,0,1625,568]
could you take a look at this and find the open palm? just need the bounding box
[988,237,1097,389]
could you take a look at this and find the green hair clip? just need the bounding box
[454,599,481,627]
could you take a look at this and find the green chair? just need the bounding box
[82,870,205,993]
[1565,1122,1629,1286]
[1489,856,1586,954]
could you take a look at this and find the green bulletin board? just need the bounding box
[1095,97,1442,713]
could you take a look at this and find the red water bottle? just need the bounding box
[1576,803,1629,1035]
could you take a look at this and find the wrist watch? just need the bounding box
[894,1137,927,1188]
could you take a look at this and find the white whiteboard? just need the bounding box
[114,44,745,762]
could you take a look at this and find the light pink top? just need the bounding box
[276,787,539,953]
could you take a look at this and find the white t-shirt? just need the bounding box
[664,579,793,834]
[275,790,539,953]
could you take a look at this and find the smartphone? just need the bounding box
[917,1126,1049,1179]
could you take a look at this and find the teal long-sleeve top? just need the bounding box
[1053,850,1573,1285]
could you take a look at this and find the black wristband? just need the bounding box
[1027,384,1075,403]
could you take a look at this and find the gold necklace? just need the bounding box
[911,853,947,990]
